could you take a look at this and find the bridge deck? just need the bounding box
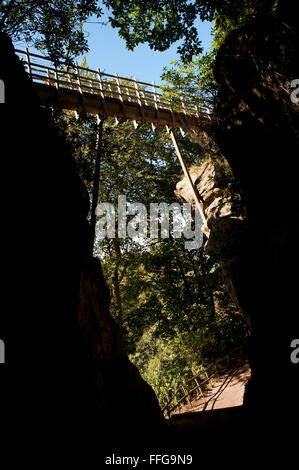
[16,49,214,134]
[34,82,212,133]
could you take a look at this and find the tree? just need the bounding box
[160,4,256,106]
[0,1,280,63]
[0,0,103,62]
[105,0,277,62]
[52,106,248,406]
[161,51,217,110]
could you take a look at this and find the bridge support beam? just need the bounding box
[166,126,206,225]
[90,119,104,252]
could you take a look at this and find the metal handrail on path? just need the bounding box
[162,346,246,418]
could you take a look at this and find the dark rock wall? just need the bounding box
[175,4,299,439]
[1,1,298,457]
[214,8,299,426]
[0,32,164,458]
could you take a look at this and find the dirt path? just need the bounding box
[173,362,251,415]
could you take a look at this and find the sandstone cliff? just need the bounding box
[175,157,250,321]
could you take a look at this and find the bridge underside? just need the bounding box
[34,83,214,134]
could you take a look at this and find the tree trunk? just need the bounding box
[113,236,123,325]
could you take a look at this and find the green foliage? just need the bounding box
[161,51,217,108]
[106,0,204,62]
[121,240,248,405]
[52,105,248,405]
[105,0,276,62]
[160,2,255,105]
[0,0,103,62]
[0,0,275,64]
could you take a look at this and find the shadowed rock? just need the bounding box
[0,31,165,458]
[176,2,299,441]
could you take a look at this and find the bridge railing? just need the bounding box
[15,49,212,119]
[161,345,246,418]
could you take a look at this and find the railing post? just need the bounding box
[194,376,203,396]
[152,80,160,131]
[67,72,73,90]
[134,76,145,126]
[180,95,187,116]
[179,95,189,136]
[205,106,212,120]
[125,87,131,102]
[25,48,32,80]
[115,72,122,101]
[140,90,148,106]
[68,70,79,119]
[46,68,51,86]
[75,61,83,94]
[115,72,126,122]
[89,78,94,94]
[75,60,86,114]
[97,68,108,118]
[54,65,59,91]
[182,384,191,406]
[108,83,113,98]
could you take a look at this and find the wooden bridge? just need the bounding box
[16,48,214,226]
[16,48,213,135]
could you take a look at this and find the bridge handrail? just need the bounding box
[15,48,213,118]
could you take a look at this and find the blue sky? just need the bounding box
[14,11,213,86]
[79,16,214,84]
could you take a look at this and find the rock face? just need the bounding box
[175,158,245,258]
[178,2,299,436]
[214,3,299,425]
[0,32,164,457]
[78,256,165,441]
[175,158,248,320]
